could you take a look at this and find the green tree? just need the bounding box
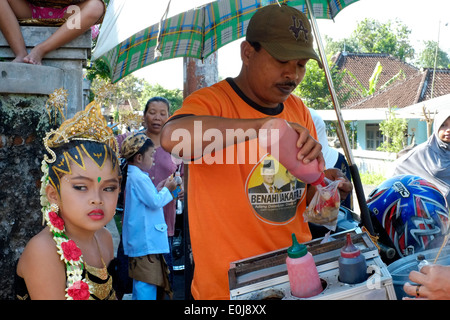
[324,35,358,56]
[353,19,414,61]
[90,74,183,114]
[378,107,407,153]
[90,74,145,118]
[115,75,146,110]
[86,59,111,82]
[416,40,450,68]
[325,19,414,61]
[294,55,351,110]
[139,83,183,114]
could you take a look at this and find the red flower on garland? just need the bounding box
[67,280,90,300]
[61,240,82,262]
[48,211,64,231]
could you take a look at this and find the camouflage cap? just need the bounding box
[120,132,150,160]
[246,4,321,67]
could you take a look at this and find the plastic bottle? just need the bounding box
[176,199,183,214]
[172,172,182,198]
[286,234,323,298]
[259,118,325,186]
[338,233,367,284]
[174,171,182,185]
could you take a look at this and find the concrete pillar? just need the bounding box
[0,26,91,117]
[183,52,218,98]
[181,53,218,299]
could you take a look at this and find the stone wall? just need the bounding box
[0,26,90,299]
[0,94,57,299]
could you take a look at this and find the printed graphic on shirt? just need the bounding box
[247,155,306,225]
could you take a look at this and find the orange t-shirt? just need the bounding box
[171,79,318,300]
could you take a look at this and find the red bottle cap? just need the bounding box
[340,233,361,258]
[310,172,326,186]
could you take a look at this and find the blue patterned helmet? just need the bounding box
[366,175,449,257]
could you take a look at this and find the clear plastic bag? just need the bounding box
[304,178,341,231]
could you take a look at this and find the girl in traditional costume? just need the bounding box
[16,102,120,300]
[0,0,105,65]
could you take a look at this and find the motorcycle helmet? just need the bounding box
[367,174,449,257]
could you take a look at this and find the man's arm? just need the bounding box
[161,115,324,166]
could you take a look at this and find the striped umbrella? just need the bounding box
[96,0,359,83]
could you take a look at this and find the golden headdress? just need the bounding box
[43,101,119,164]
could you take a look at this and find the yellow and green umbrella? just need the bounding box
[96,0,359,83]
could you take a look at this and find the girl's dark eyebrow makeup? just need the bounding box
[68,175,120,184]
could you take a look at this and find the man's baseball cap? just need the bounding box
[246,4,322,67]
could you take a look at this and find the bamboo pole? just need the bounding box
[305,0,375,235]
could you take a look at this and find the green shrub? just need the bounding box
[360,172,386,186]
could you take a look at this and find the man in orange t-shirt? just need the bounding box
[161,4,352,300]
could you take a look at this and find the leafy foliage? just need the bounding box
[416,40,450,68]
[325,18,415,61]
[360,172,386,186]
[139,83,183,114]
[89,74,183,117]
[293,55,351,110]
[344,61,405,98]
[377,108,408,153]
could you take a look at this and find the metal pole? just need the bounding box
[431,21,441,99]
[304,0,375,235]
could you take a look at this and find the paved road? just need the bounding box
[351,184,377,217]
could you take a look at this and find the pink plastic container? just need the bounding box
[259,118,325,185]
[286,234,323,298]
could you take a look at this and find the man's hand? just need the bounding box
[404,265,450,300]
[289,121,325,171]
[324,168,353,202]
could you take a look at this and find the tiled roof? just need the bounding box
[332,52,420,107]
[421,69,450,101]
[345,68,450,110]
[344,71,426,110]
[332,52,450,110]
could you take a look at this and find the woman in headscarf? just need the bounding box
[393,109,450,207]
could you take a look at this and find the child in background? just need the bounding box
[120,132,177,300]
[16,102,120,300]
[0,0,105,65]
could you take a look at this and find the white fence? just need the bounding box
[339,149,397,177]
